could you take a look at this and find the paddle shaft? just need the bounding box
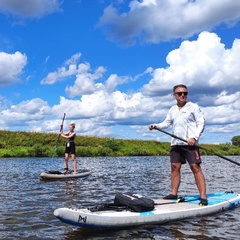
[155,127,240,166]
[56,113,66,148]
[52,113,66,158]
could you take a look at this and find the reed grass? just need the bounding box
[0,130,239,158]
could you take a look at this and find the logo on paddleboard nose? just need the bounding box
[78,215,87,223]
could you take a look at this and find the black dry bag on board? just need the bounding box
[114,192,155,212]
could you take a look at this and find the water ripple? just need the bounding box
[0,156,239,239]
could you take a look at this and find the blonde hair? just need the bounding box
[70,123,75,129]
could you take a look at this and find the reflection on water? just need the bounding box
[0,156,239,239]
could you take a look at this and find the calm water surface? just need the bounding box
[0,156,240,240]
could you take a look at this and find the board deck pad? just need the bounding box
[54,191,240,229]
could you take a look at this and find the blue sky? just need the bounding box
[0,0,240,144]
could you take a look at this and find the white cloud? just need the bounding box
[0,98,51,129]
[214,91,240,106]
[65,65,106,97]
[38,30,240,140]
[143,32,240,96]
[81,125,113,137]
[41,53,109,97]
[1,30,240,143]
[201,91,240,127]
[42,53,134,98]
[0,51,27,87]
[98,0,240,45]
[65,52,81,66]
[204,104,239,125]
[105,74,130,93]
[208,123,240,133]
[51,94,114,120]
[41,53,82,85]
[2,98,50,115]
[0,95,10,111]
[0,0,61,18]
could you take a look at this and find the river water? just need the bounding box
[0,156,239,240]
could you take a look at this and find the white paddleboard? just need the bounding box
[54,191,240,229]
[40,169,91,180]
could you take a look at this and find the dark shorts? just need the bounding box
[170,145,201,165]
[65,141,76,154]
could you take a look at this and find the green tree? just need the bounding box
[231,136,240,146]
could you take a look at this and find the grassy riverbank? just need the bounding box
[0,130,239,158]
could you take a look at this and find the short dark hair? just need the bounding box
[173,84,187,92]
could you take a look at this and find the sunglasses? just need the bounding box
[175,92,188,96]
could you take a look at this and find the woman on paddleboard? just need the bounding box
[149,84,208,206]
[60,123,77,174]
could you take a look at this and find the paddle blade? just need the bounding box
[51,147,58,158]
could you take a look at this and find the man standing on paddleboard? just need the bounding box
[60,123,77,174]
[149,84,208,206]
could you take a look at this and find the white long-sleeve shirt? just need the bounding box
[155,102,205,146]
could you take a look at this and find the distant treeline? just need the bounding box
[0,130,239,158]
